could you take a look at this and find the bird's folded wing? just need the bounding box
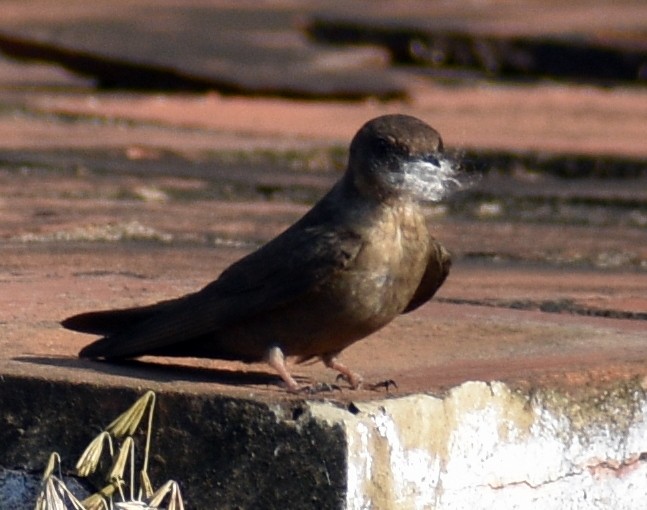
[402,239,451,314]
[74,225,364,358]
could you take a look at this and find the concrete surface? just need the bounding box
[1,0,645,97]
[1,1,647,509]
[315,381,647,509]
[4,376,647,509]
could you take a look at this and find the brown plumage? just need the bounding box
[62,114,455,391]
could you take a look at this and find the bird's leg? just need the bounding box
[267,347,341,394]
[266,346,300,392]
[322,353,363,389]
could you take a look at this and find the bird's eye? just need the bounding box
[372,137,391,157]
[424,154,440,167]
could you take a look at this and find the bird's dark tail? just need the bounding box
[77,335,119,359]
[64,307,159,359]
[64,295,189,358]
[62,307,156,336]
[63,307,159,359]
[62,298,184,359]
[62,296,183,336]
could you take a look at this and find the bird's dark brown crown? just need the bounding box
[349,114,443,164]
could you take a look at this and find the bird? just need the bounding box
[62,114,458,392]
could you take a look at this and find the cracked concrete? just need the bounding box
[305,380,647,509]
[4,378,647,509]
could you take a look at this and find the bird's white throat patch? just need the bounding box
[395,157,463,202]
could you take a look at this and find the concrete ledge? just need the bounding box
[328,381,647,509]
[1,375,347,509]
[3,374,647,509]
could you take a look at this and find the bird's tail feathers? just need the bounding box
[61,297,181,336]
[62,308,152,335]
[77,336,121,359]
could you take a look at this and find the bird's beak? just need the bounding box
[422,154,441,167]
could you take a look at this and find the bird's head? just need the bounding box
[347,114,461,203]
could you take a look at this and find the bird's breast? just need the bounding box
[335,202,430,325]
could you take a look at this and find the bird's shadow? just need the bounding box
[13,355,295,388]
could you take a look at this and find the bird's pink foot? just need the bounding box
[324,354,363,389]
[266,346,300,392]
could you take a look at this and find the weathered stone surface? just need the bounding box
[327,380,647,509]
[306,13,647,84]
[4,376,647,509]
[0,0,645,98]
[0,375,348,509]
[0,1,404,99]
[3,82,646,157]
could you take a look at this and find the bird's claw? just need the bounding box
[335,373,349,384]
[335,372,363,389]
[298,382,343,395]
[367,379,398,392]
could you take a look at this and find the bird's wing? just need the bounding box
[75,223,364,359]
[402,239,451,314]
